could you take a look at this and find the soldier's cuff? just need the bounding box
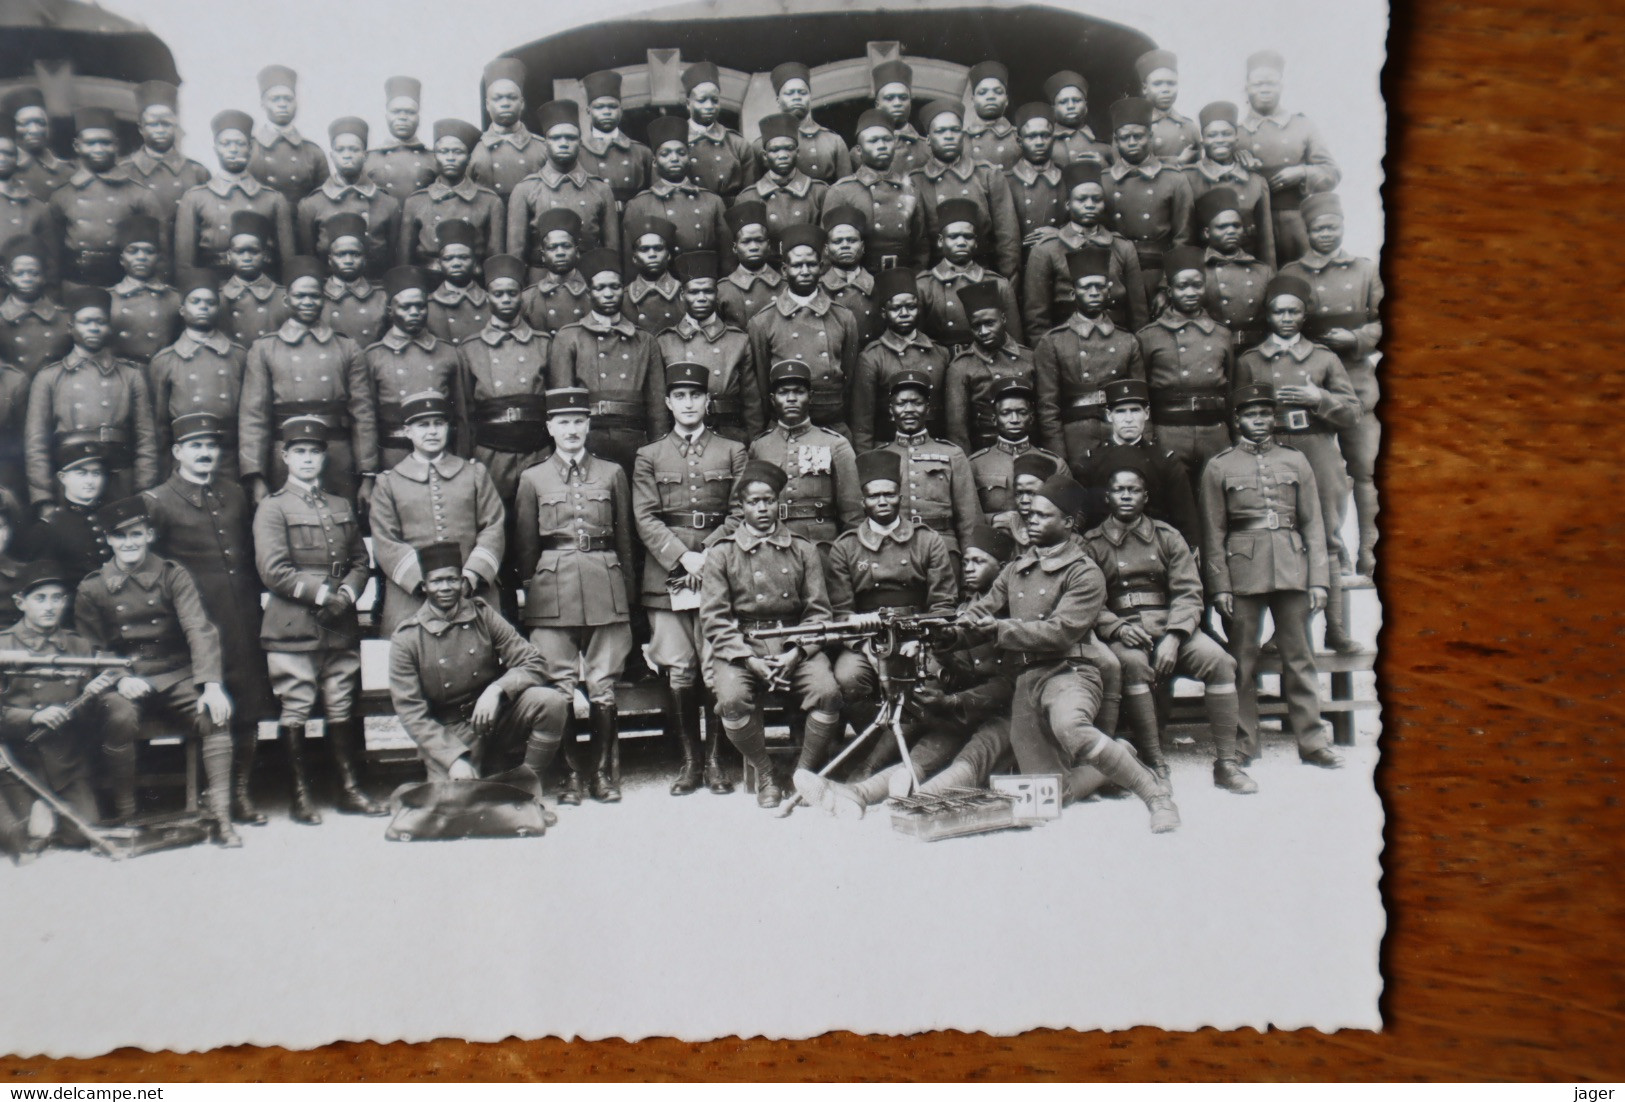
[314,584,330,607]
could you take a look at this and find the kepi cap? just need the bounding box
[96,495,150,534]
[171,412,225,444]
[664,361,710,392]
[400,389,452,424]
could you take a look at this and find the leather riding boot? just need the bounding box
[1121,691,1169,781]
[328,719,386,816]
[1323,572,1362,654]
[279,723,322,825]
[668,684,703,796]
[557,733,587,805]
[231,727,267,825]
[588,703,622,803]
[703,706,734,794]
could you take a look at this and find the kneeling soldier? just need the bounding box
[700,460,844,809]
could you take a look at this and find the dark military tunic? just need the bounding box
[910,155,1022,280]
[108,276,181,365]
[717,264,782,331]
[825,166,930,273]
[514,452,636,628]
[218,274,290,349]
[25,348,158,505]
[968,436,1064,523]
[362,328,468,468]
[1137,310,1236,476]
[745,288,860,433]
[48,167,164,287]
[1184,159,1276,268]
[0,364,27,506]
[0,180,55,278]
[1022,222,1149,336]
[747,420,862,546]
[252,476,370,653]
[751,116,851,184]
[964,116,1021,170]
[20,501,110,586]
[1104,157,1195,296]
[459,319,552,502]
[122,146,211,229]
[249,125,330,204]
[508,163,619,267]
[735,171,827,247]
[148,330,247,481]
[620,179,729,261]
[1052,125,1112,167]
[16,149,75,204]
[914,261,1023,349]
[845,123,931,178]
[632,427,745,610]
[1279,249,1384,414]
[1148,108,1201,164]
[851,329,949,452]
[469,126,548,203]
[1236,109,1340,264]
[685,120,754,201]
[400,177,506,267]
[818,266,879,344]
[0,296,70,379]
[1033,313,1146,464]
[295,177,402,279]
[878,430,981,557]
[1073,437,1202,551]
[547,313,669,476]
[520,269,589,336]
[1202,248,1273,350]
[1006,159,1065,242]
[426,282,490,347]
[944,337,1036,454]
[577,128,654,206]
[322,276,387,345]
[75,554,222,692]
[700,521,833,664]
[364,139,437,203]
[173,173,295,276]
[625,272,685,336]
[825,518,957,616]
[656,314,762,444]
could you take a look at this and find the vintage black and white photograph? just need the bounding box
[0,0,1388,1056]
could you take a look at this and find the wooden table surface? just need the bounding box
[6,0,1623,1082]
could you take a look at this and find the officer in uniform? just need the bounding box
[621,116,731,263]
[754,63,851,184]
[363,265,468,470]
[507,99,619,263]
[121,81,211,234]
[425,221,491,345]
[945,280,1035,453]
[174,111,295,279]
[1184,102,1276,268]
[252,415,377,823]
[914,198,1023,350]
[317,212,387,344]
[7,89,75,203]
[1236,50,1341,265]
[239,255,378,508]
[48,108,165,291]
[1135,50,1201,165]
[369,389,504,635]
[1073,379,1200,551]
[1045,71,1112,167]
[657,251,761,444]
[623,215,685,336]
[546,247,668,479]
[716,200,781,329]
[1200,383,1342,771]
[470,59,548,204]
[248,66,329,205]
[1033,246,1147,466]
[1104,97,1196,304]
[967,379,1063,526]
[26,287,159,513]
[19,439,111,587]
[817,205,878,343]
[736,114,828,243]
[575,71,654,209]
[518,209,590,335]
[399,119,506,268]
[514,387,637,805]
[1195,187,1273,351]
[388,541,570,792]
[962,61,1020,169]
[0,235,70,377]
[826,112,931,274]
[1005,103,1065,247]
[364,77,437,203]
[877,370,981,562]
[748,359,862,548]
[216,211,290,348]
[848,60,931,175]
[296,117,401,279]
[1021,160,1149,336]
[107,215,180,367]
[144,413,278,824]
[1136,244,1236,486]
[75,495,237,840]
[632,362,746,795]
[909,99,1021,281]
[852,267,949,451]
[680,63,754,202]
[699,459,844,810]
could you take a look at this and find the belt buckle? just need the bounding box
[329,563,347,578]
[909,514,923,528]
[575,529,592,551]
[778,501,790,520]
[691,511,707,529]
[1285,409,1311,431]
[880,254,898,270]
[98,426,115,442]
[499,406,521,423]
[1265,509,1280,531]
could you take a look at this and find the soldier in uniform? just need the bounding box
[850,60,930,176]
[174,111,295,279]
[546,248,668,479]
[1195,187,1273,351]
[514,387,637,804]
[75,495,238,840]
[826,112,930,275]
[716,200,780,329]
[1022,160,1148,336]
[7,89,75,204]
[425,221,491,345]
[1104,97,1195,305]
[317,212,387,345]
[388,541,570,794]
[144,413,279,825]
[737,114,828,243]
[818,205,878,343]
[1185,102,1276,268]
[744,223,860,439]
[239,255,378,508]
[507,100,619,265]
[26,287,158,513]
[518,209,589,335]
[49,108,165,291]
[369,389,503,635]
[754,63,851,184]
[215,211,290,348]
[620,116,730,263]
[632,362,746,795]
[748,359,862,547]
[400,119,506,268]
[0,124,56,282]
[252,415,380,822]
[19,440,111,586]
[0,236,70,376]
[1073,379,1200,551]
[680,63,753,202]
[657,250,761,444]
[1083,460,1249,790]
[914,198,1023,350]
[852,267,949,451]
[1280,191,1383,577]
[945,281,1035,453]
[877,370,981,562]
[1033,246,1147,465]
[1237,50,1341,265]
[364,265,469,470]
[148,269,248,481]
[1137,244,1237,487]
[470,59,548,203]
[968,381,1062,528]
[1006,103,1065,248]
[248,66,329,205]
[623,215,685,336]
[575,71,654,209]
[1135,50,1201,165]
[1045,71,1112,167]
[364,77,437,203]
[120,81,211,237]
[1200,383,1342,771]
[699,459,843,809]
[963,61,1020,169]
[107,215,180,367]
[910,99,1021,281]
[296,117,401,279]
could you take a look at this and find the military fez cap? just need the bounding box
[778,223,826,256]
[432,119,481,149]
[917,98,963,130]
[889,368,933,397]
[73,107,116,134]
[115,215,161,250]
[821,204,866,233]
[578,247,622,280]
[211,109,254,137]
[856,448,902,488]
[136,81,179,111]
[16,559,70,596]
[1233,382,1276,409]
[936,197,979,231]
[582,70,622,103]
[991,377,1036,404]
[545,386,591,416]
[872,60,913,92]
[283,255,325,287]
[1061,160,1104,193]
[175,267,220,297]
[725,200,768,233]
[1265,273,1313,306]
[955,279,1004,317]
[435,219,479,251]
[1103,454,1153,486]
[228,209,273,244]
[646,114,689,150]
[97,495,150,533]
[171,412,225,444]
[758,113,799,144]
[64,286,112,316]
[967,61,1009,90]
[483,254,526,286]
[1044,70,1088,101]
[384,265,433,299]
[6,88,46,116]
[258,65,298,94]
[416,541,464,576]
[628,215,677,247]
[1135,49,1179,81]
[1035,472,1087,516]
[872,266,917,305]
[278,416,330,447]
[483,58,526,90]
[768,360,812,388]
[1194,185,1242,226]
[1163,245,1206,279]
[1247,50,1286,75]
[1104,378,1151,408]
[739,459,789,496]
[385,76,422,103]
[771,63,812,93]
[681,62,721,93]
[965,523,1016,563]
[1301,192,1344,224]
[665,361,710,392]
[537,207,583,239]
[1110,97,1154,131]
[1066,245,1113,282]
[853,109,894,138]
[671,250,719,284]
[400,389,452,424]
[328,116,368,144]
[534,99,580,135]
[323,212,369,245]
[1011,451,1058,481]
[1199,100,1240,130]
[1,234,46,263]
[1013,102,1054,129]
[54,437,105,472]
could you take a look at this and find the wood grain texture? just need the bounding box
[4,0,1623,1081]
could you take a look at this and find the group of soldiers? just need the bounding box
[0,42,1381,858]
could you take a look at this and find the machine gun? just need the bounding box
[0,651,133,743]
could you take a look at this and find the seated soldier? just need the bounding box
[1073,379,1200,551]
[699,460,844,810]
[388,541,571,815]
[73,496,238,843]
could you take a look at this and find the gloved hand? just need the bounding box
[316,588,355,628]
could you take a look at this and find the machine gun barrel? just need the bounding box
[745,610,965,653]
[0,650,134,671]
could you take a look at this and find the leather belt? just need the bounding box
[1109,589,1169,613]
[661,510,727,529]
[809,394,846,420]
[908,514,953,534]
[539,533,614,552]
[1274,407,1328,434]
[474,396,546,423]
[430,695,477,725]
[707,397,742,417]
[1060,393,1107,423]
[1232,512,1297,531]
[589,398,644,418]
[472,396,549,453]
[1273,189,1302,212]
[1134,242,1168,269]
[273,401,353,436]
[855,586,924,612]
[739,617,793,631]
[779,501,832,522]
[1152,387,1228,427]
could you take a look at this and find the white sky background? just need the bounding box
[114,0,1389,258]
